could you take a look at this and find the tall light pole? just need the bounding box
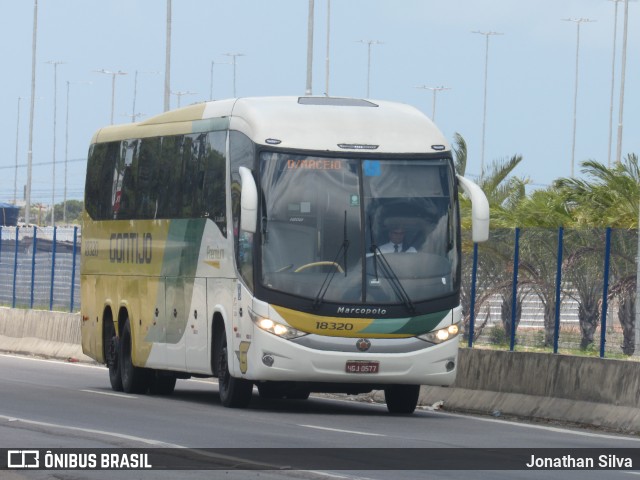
[415,85,451,121]
[325,0,331,96]
[306,0,314,95]
[164,0,172,111]
[209,60,230,101]
[472,30,503,176]
[224,53,245,97]
[357,39,383,98]
[615,0,630,165]
[95,69,127,124]
[132,70,158,122]
[46,60,65,227]
[171,90,196,108]
[64,81,90,224]
[562,18,594,177]
[607,0,623,167]
[25,0,39,225]
[14,97,22,206]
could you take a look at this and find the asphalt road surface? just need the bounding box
[1,353,639,480]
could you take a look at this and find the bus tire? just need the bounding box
[105,320,123,392]
[216,331,253,408]
[384,384,420,414]
[149,371,177,395]
[119,318,151,394]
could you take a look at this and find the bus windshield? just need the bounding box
[258,152,458,306]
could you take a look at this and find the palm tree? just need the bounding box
[454,133,529,343]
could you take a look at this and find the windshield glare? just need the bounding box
[259,152,458,305]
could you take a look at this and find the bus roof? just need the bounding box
[91,96,450,154]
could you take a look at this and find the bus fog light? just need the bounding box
[446,360,455,372]
[262,354,275,367]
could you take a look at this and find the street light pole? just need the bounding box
[615,0,629,166]
[357,39,383,98]
[472,30,503,176]
[224,53,245,98]
[14,97,22,206]
[325,0,331,96]
[46,60,65,227]
[562,18,594,177]
[164,0,172,111]
[415,85,451,121]
[132,70,158,122]
[171,90,196,108]
[607,0,623,167]
[64,81,90,224]
[95,69,127,124]
[209,60,230,101]
[306,0,314,95]
[25,0,39,225]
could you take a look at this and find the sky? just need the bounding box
[0,0,638,207]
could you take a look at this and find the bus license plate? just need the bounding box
[345,361,379,374]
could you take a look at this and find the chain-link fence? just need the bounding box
[463,228,638,358]
[0,226,80,312]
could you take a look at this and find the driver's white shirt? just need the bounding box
[378,242,417,253]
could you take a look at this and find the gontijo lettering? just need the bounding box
[109,232,152,264]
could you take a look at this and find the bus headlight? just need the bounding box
[418,323,460,344]
[250,311,307,340]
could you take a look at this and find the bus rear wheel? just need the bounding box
[119,318,151,394]
[105,322,123,392]
[384,384,420,414]
[216,331,253,408]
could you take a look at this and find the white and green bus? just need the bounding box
[81,96,489,414]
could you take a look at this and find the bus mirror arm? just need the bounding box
[456,175,490,243]
[239,166,258,234]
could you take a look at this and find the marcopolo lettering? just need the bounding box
[109,232,152,264]
[337,307,387,315]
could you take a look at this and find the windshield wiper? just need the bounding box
[369,245,415,314]
[312,211,350,309]
[367,214,414,314]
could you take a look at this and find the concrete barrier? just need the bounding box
[420,348,640,434]
[2,307,639,433]
[0,307,92,362]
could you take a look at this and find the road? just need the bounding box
[0,353,639,480]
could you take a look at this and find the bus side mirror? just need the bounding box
[239,166,258,234]
[456,175,490,242]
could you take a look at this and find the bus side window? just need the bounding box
[202,131,227,235]
[136,138,161,219]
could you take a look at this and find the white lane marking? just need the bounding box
[0,414,183,447]
[80,389,138,399]
[0,353,104,369]
[299,424,385,437]
[440,411,640,443]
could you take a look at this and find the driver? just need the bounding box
[378,226,417,253]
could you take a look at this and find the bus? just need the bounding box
[81,96,489,414]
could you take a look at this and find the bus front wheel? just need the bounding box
[216,332,253,408]
[384,384,420,414]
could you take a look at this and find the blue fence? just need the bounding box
[0,226,80,312]
[463,228,638,358]
[1,225,637,359]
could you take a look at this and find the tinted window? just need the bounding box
[85,131,228,232]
